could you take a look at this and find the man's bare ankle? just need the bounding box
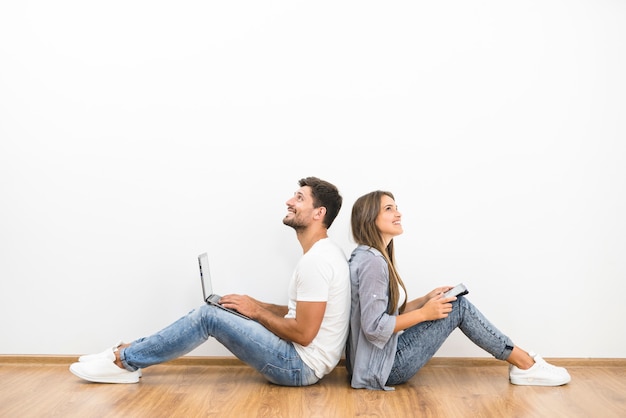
[114,344,129,369]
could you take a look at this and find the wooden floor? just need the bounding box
[1,357,625,418]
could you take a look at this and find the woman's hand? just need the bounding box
[395,289,456,332]
[419,291,456,321]
[404,286,454,312]
[424,286,453,300]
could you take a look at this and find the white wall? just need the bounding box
[1,1,624,358]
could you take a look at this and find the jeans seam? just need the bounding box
[461,298,512,360]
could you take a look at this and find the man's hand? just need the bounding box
[219,294,265,318]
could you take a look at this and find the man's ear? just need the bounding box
[316,207,327,219]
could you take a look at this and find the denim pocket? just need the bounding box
[260,363,302,386]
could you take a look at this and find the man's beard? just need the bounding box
[283,215,305,231]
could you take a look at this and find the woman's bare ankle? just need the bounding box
[507,347,535,370]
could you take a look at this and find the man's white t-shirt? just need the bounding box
[285,238,350,379]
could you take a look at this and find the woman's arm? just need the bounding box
[355,253,398,348]
[394,289,456,333]
[402,286,452,312]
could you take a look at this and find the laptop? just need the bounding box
[198,252,250,320]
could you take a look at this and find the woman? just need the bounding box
[345,190,571,390]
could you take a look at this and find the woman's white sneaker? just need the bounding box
[509,352,571,386]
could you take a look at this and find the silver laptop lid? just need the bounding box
[198,252,212,301]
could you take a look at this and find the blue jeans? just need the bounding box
[386,296,514,385]
[118,304,319,387]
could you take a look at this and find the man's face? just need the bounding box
[283,185,316,230]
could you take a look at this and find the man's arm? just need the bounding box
[218,294,325,346]
[255,301,326,346]
[254,300,289,317]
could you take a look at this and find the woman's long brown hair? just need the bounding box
[351,190,407,314]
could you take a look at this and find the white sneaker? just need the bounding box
[78,341,142,377]
[509,352,571,386]
[78,341,122,362]
[70,359,141,384]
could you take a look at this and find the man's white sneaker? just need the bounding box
[70,359,141,384]
[78,341,122,362]
[509,352,571,386]
[77,341,141,377]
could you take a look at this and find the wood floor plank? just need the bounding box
[1,359,625,417]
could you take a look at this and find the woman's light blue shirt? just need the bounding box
[345,245,399,390]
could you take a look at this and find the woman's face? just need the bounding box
[375,194,403,245]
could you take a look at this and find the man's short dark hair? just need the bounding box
[298,177,342,229]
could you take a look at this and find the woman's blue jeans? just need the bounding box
[118,304,319,387]
[386,296,514,385]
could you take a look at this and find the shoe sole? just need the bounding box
[510,375,571,386]
[69,364,140,384]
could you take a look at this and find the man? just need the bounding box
[70,177,350,386]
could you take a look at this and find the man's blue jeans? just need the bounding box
[387,296,515,385]
[119,304,319,386]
